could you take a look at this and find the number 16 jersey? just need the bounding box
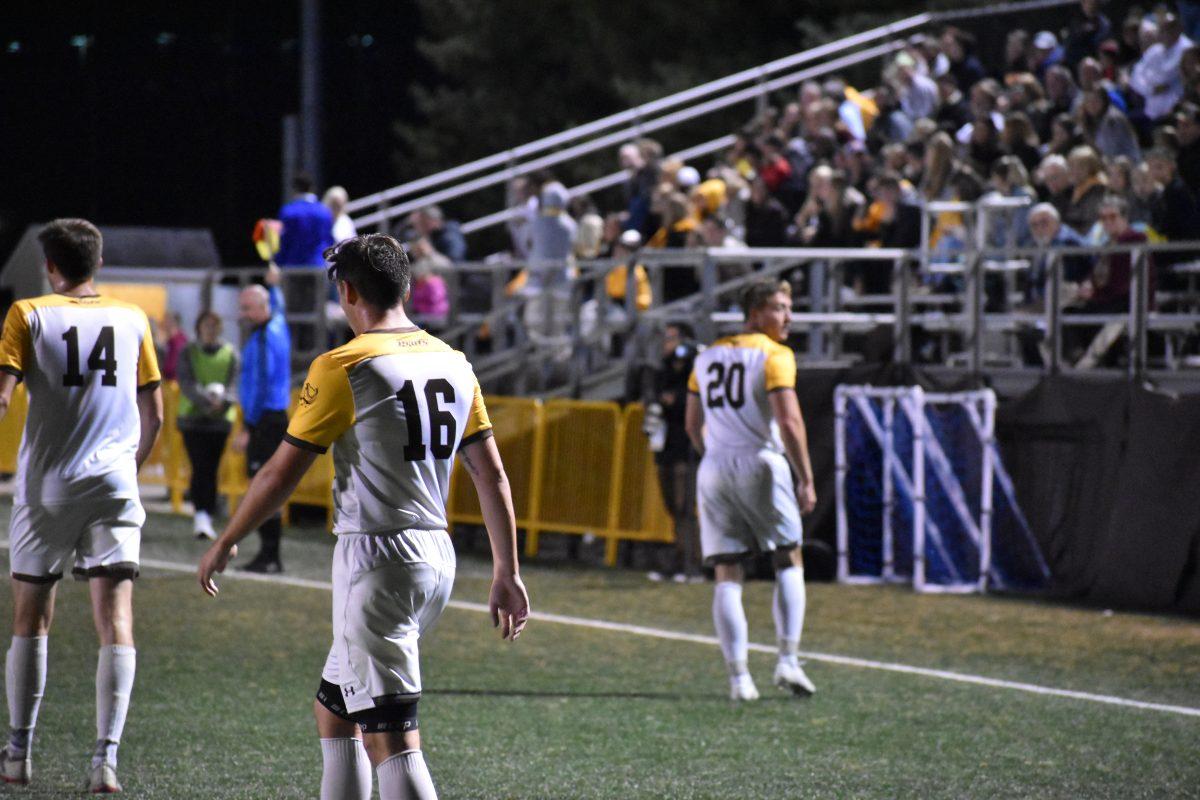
[285,328,492,535]
[0,294,161,505]
[687,333,796,456]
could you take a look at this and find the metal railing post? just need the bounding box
[1130,248,1148,382]
[893,254,912,365]
[968,252,984,379]
[808,259,825,360]
[699,253,719,344]
[1046,251,1062,375]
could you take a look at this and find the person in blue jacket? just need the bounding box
[235,263,292,572]
[277,174,335,267]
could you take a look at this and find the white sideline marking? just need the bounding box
[21,552,1200,719]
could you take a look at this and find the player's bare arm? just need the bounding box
[684,392,705,457]
[197,442,317,596]
[134,386,163,471]
[768,387,817,514]
[0,372,17,423]
[459,435,530,641]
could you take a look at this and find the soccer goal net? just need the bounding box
[834,385,1050,594]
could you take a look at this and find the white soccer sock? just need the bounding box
[712,581,749,676]
[5,636,47,755]
[377,749,438,800]
[320,738,372,800]
[773,566,806,666]
[93,645,135,768]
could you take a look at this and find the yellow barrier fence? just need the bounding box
[0,386,674,564]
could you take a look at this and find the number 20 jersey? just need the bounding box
[0,294,161,505]
[687,333,797,456]
[284,329,492,535]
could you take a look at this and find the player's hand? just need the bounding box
[489,572,530,642]
[796,481,817,515]
[197,541,238,597]
[233,429,249,454]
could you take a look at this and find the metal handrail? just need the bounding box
[351,41,905,230]
[344,13,932,216]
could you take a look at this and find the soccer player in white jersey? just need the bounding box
[197,233,529,800]
[0,219,163,792]
[686,279,817,701]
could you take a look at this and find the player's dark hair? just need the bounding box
[37,218,102,284]
[740,279,791,316]
[325,233,412,311]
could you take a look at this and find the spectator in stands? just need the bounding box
[1131,161,1163,226]
[648,192,698,249]
[795,166,864,248]
[619,141,661,237]
[235,263,290,573]
[580,230,651,355]
[863,172,920,293]
[322,185,357,244]
[644,321,702,584]
[1080,194,1154,312]
[988,156,1037,246]
[744,177,790,247]
[1043,66,1080,120]
[1078,88,1142,160]
[920,132,956,200]
[1003,30,1031,77]
[1076,56,1126,111]
[967,114,1005,175]
[942,27,987,92]
[571,196,605,259]
[957,79,1005,144]
[1044,112,1084,157]
[176,311,238,541]
[506,176,540,259]
[1064,0,1112,68]
[893,53,939,120]
[528,182,576,290]
[1174,102,1200,191]
[1146,147,1200,258]
[277,174,334,267]
[1117,14,1147,66]
[1130,13,1194,121]
[156,311,189,381]
[1023,203,1093,304]
[1064,146,1108,232]
[1106,156,1149,223]
[1030,31,1065,79]
[934,73,973,134]
[407,238,451,329]
[1036,154,1073,217]
[407,205,466,263]
[1002,112,1043,172]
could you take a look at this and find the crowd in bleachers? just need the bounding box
[391,1,1200,328]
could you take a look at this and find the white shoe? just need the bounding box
[729,674,760,702]
[193,511,216,540]
[87,762,122,793]
[774,661,816,697]
[671,573,688,584]
[1,746,30,785]
[646,571,666,582]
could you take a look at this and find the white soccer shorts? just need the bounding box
[9,497,145,582]
[697,449,802,563]
[322,529,456,715]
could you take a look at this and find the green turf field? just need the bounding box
[0,501,1197,799]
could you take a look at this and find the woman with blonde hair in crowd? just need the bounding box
[920,132,956,201]
[1064,145,1108,232]
[1077,88,1141,161]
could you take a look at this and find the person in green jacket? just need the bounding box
[177,311,239,539]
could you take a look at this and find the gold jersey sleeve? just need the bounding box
[0,302,31,379]
[764,343,796,391]
[137,316,162,388]
[285,354,356,453]
[462,379,493,445]
[687,369,700,394]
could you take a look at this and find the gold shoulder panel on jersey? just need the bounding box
[323,329,459,372]
[763,339,797,391]
[285,352,356,454]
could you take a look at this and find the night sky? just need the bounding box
[0,1,424,265]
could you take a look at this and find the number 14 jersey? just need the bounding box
[285,328,492,535]
[0,294,161,505]
[687,333,796,456]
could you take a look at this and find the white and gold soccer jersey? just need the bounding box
[284,327,492,712]
[0,294,160,580]
[284,327,492,534]
[688,333,802,561]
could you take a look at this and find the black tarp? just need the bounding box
[798,367,1200,615]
